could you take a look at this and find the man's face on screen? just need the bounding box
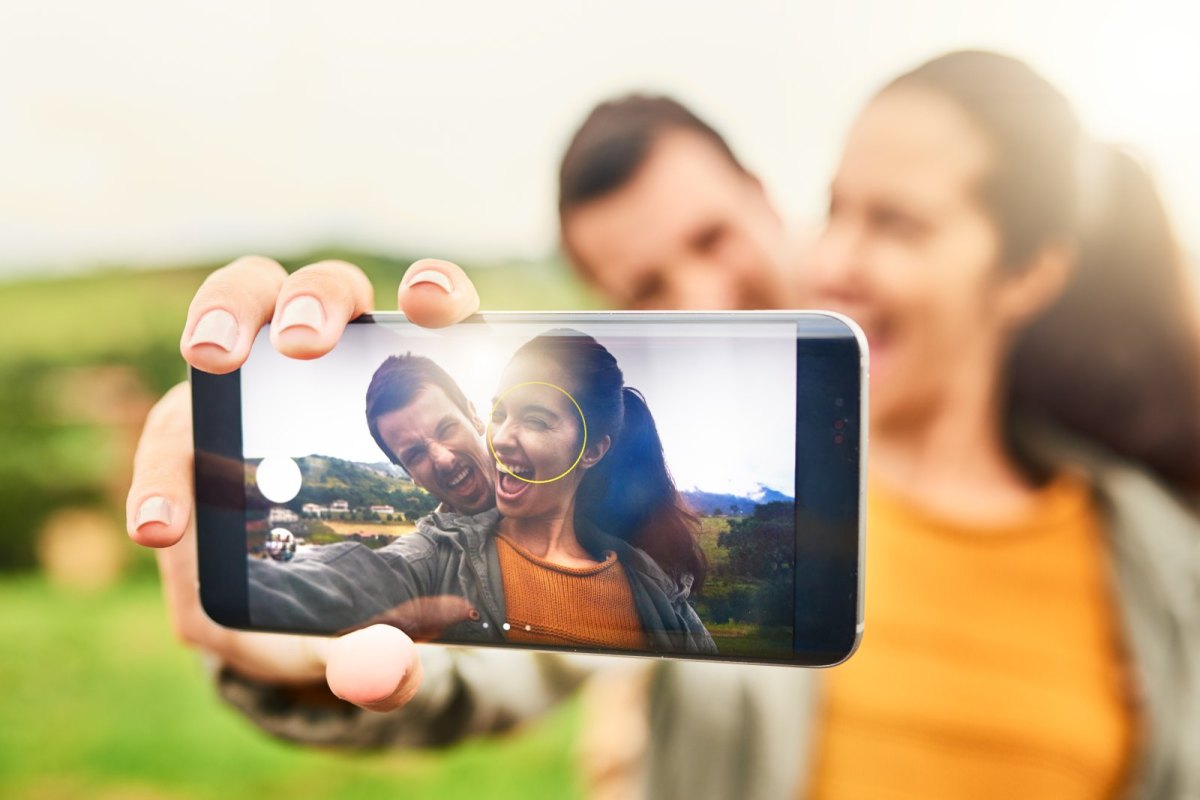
[375,385,495,515]
[562,130,792,311]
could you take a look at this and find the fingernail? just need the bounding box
[187,309,238,352]
[278,295,326,333]
[136,496,172,528]
[407,269,454,294]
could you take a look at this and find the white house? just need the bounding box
[330,500,350,513]
[267,507,299,524]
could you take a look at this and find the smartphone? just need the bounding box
[192,311,866,666]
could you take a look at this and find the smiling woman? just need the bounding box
[495,330,710,593]
[477,329,716,650]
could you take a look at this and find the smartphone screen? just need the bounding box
[192,312,865,666]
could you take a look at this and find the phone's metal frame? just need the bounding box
[192,309,868,667]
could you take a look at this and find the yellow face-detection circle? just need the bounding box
[486,380,588,485]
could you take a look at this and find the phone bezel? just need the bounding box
[192,310,867,667]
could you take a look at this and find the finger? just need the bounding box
[181,255,288,375]
[269,259,375,360]
[398,259,480,328]
[126,383,194,549]
[325,624,423,712]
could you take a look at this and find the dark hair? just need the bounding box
[365,353,472,465]
[510,329,708,589]
[887,50,1200,494]
[558,93,743,221]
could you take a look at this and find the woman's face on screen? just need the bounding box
[488,359,590,521]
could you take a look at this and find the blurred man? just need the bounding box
[556,94,800,309]
[550,94,806,795]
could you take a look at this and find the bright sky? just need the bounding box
[240,319,797,496]
[1,0,1197,278]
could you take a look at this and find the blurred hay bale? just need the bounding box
[34,363,156,503]
[36,363,155,427]
[36,506,127,591]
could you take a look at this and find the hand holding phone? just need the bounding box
[192,308,865,665]
[127,256,483,712]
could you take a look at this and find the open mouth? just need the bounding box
[496,461,535,501]
[443,464,479,497]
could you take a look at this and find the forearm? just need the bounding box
[246,541,423,632]
[211,645,605,750]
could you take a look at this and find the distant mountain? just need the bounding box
[363,461,411,480]
[682,485,793,516]
[753,486,792,504]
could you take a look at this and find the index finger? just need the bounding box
[180,256,288,374]
[398,259,480,328]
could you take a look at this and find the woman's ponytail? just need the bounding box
[578,387,707,590]
[891,51,1200,495]
[1008,144,1200,492]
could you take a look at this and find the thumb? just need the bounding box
[325,624,423,712]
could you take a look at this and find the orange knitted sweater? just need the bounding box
[495,534,649,650]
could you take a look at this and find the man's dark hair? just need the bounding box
[365,353,471,465]
[558,94,743,220]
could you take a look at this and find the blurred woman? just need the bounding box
[786,50,1200,799]
[588,50,1199,800]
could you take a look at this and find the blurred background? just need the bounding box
[0,1,1196,798]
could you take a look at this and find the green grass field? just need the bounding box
[0,576,582,800]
